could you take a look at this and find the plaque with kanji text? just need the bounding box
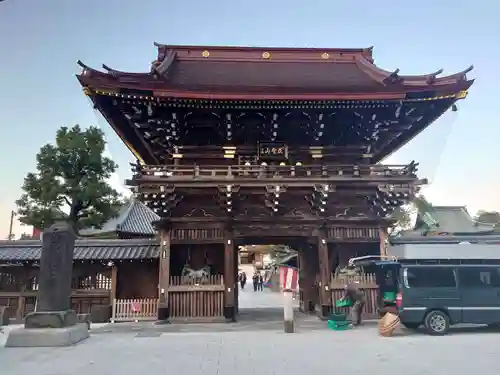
[258,142,288,160]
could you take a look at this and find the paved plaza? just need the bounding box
[2,325,500,375]
[2,289,500,374]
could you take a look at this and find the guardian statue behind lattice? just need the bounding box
[181,265,211,284]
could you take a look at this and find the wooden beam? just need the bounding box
[298,249,315,313]
[379,226,388,256]
[158,229,171,321]
[110,265,118,322]
[133,128,161,164]
[223,229,236,321]
[135,177,421,188]
[317,232,332,318]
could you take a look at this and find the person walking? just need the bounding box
[258,272,264,291]
[239,271,247,290]
[252,272,259,292]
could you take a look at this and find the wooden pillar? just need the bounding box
[224,229,236,321]
[379,226,388,256]
[317,233,332,318]
[234,243,239,314]
[298,249,315,313]
[158,229,171,321]
[110,265,118,322]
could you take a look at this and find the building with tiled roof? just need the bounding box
[79,197,160,238]
[0,239,159,263]
[391,205,499,245]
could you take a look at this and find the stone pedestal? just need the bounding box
[25,310,77,328]
[6,222,89,347]
[0,306,9,326]
[5,323,89,347]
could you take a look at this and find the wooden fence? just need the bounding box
[330,273,380,319]
[112,298,159,322]
[0,291,111,323]
[168,275,225,321]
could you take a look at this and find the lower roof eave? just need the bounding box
[149,90,408,101]
[81,82,409,101]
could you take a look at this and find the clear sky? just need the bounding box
[0,0,498,238]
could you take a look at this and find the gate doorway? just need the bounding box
[236,241,300,323]
[156,224,384,323]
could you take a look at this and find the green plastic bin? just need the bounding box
[328,312,347,321]
[327,320,351,331]
[383,291,396,302]
[335,298,353,308]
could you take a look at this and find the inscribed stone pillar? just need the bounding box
[25,221,77,328]
[317,234,332,319]
[223,230,236,321]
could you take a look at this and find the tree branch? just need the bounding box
[62,196,71,206]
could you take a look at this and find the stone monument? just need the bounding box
[5,222,89,347]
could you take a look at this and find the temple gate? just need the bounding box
[75,44,473,322]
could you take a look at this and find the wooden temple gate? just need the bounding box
[153,220,387,322]
[73,42,468,323]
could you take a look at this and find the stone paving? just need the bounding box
[2,326,500,375]
[238,284,298,309]
[3,288,499,374]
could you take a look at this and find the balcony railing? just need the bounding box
[130,163,418,181]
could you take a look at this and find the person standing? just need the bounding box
[341,281,366,326]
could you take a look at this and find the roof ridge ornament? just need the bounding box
[383,69,402,85]
[151,51,177,80]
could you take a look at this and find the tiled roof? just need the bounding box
[80,198,159,237]
[398,206,495,238]
[430,206,494,233]
[78,45,474,96]
[391,234,500,244]
[0,239,159,261]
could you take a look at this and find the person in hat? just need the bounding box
[341,281,366,326]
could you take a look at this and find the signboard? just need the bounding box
[258,142,288,160]
[279,267,299,292]
[130,301,141,313]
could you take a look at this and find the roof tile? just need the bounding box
[0,239,159,262]
[79,199,159,237]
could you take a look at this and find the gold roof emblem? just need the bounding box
[262,51,271,59]
[202,50,210,58]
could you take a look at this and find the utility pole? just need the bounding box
[7,210,15,240]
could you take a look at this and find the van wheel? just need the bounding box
[424,310,450,335]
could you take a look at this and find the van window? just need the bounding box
[458,267,500,288]
[404,267,456,288]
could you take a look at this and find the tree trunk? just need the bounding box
[68,200,82,235]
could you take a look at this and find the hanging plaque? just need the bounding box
[258,142,288,160]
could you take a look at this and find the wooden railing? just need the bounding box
[168,275,225,321]
[134,163,417,180]
[112,298,158,322]
[171,228,224,242]
[330,273,380,319]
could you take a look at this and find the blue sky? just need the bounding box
[0,0,498,238]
